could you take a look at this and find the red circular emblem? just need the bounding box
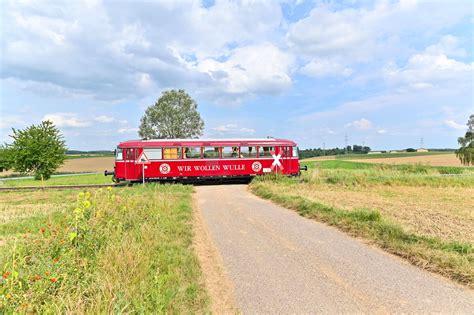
[159,163,170,174]
[252,161,262,172]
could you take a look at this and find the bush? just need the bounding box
[438,167,464,175]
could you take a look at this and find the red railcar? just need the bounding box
[105,138,306,183]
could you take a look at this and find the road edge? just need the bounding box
[192,190,239,314]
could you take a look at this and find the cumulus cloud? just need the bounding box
[42,113,90,128]
[117,127,139,134]
[212,124,256,136]
[0,0,286,102]
[300,59,352,77]
[346,118,373,130]
[196,43,293,98]
[444,120,466,130]
[94,115,115,123]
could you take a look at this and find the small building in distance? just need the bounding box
[368,151,383,154]
[416,148,429,152]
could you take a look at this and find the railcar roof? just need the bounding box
[118,138,297,148]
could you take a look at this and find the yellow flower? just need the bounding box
[85,192,91,199]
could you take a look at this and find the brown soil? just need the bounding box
[350,154,466,167]
[192,192,239,314]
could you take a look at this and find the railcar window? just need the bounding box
[144,148,162,160]
[260,146,274,157]
[184,147,201,158]
[222,147,239,158]
[292,146,299,157]
[116,148,123,161]
[126,149,134,160]
[203,147,220,158]
[163,147,182,159]
[240,146,257,157]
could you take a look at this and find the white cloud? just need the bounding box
[377,129,387,134]
[196,43,293,98]
[286,1,470,63]
[94,115,115,123]
[300,59,352,77]
[117,127,139,134]
[425,35,466,58]
[444,120,466,130]
[1,0,285,102]
[212,124,255,135]
[346,118,373,130]
[42,113,90,128]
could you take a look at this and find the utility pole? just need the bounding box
[323,142,326,156]
[344,133,348,155]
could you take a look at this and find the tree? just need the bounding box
[7,121,67,180]
[139,89,204,139]
[456,114,474,166]
[0,144,13,172]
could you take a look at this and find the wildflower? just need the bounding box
[3,271,10,279]
[44,271,50,276]
[59,239,65,245]
[21,303,28,307]
[40,228,45,233]
[83,200,91,208]
[48,223,52,228]
[78,192,85,198]
[53,257,60,263]
[6,293,12,299]
[85,191,91,199]
[34,275,42,281]
[107,186,112,191]
[50,277,57,283]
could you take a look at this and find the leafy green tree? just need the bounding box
[7,121,67,180]
[456,114,474,166]
[139,89,204,139]
[0,144,13,172]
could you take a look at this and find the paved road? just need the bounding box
[195,184,474,314]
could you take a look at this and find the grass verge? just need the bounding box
[0,184,209,312]
[250,178,473,288]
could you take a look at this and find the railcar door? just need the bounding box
[281,146,292,173]
[124,148,138,180]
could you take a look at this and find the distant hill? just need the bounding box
[66,150,114,155]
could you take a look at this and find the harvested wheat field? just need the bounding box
[58,156,115,172]
[0,157,115,177]
[350,153,465,167]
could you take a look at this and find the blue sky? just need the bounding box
[1,0,473,150]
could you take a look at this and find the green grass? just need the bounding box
[0,174,112,187]
[0,185,209,313]
[334,151,453,160]
[301,161,473,187]
[250,179,473,287]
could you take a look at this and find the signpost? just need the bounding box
[136,152,151,184]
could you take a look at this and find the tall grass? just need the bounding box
[0,185,208,313]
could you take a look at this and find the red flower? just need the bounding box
[40,228,45,233]
[53,257,60,263]
[21,303,28,307]
[44,271,50,276]
[50,277,57,283]
[34,275,42,281]
[2,271,10,279]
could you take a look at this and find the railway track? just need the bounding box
[0,183,126,192]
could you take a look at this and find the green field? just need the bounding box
[0,185,209,312]
[303,151,455,160]
[250,161,474,287]
[0,174,112,187]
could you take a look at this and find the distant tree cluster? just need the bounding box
[299,145,371,159]
[456,114,474,166]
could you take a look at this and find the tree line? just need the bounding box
[299,145,371,159]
